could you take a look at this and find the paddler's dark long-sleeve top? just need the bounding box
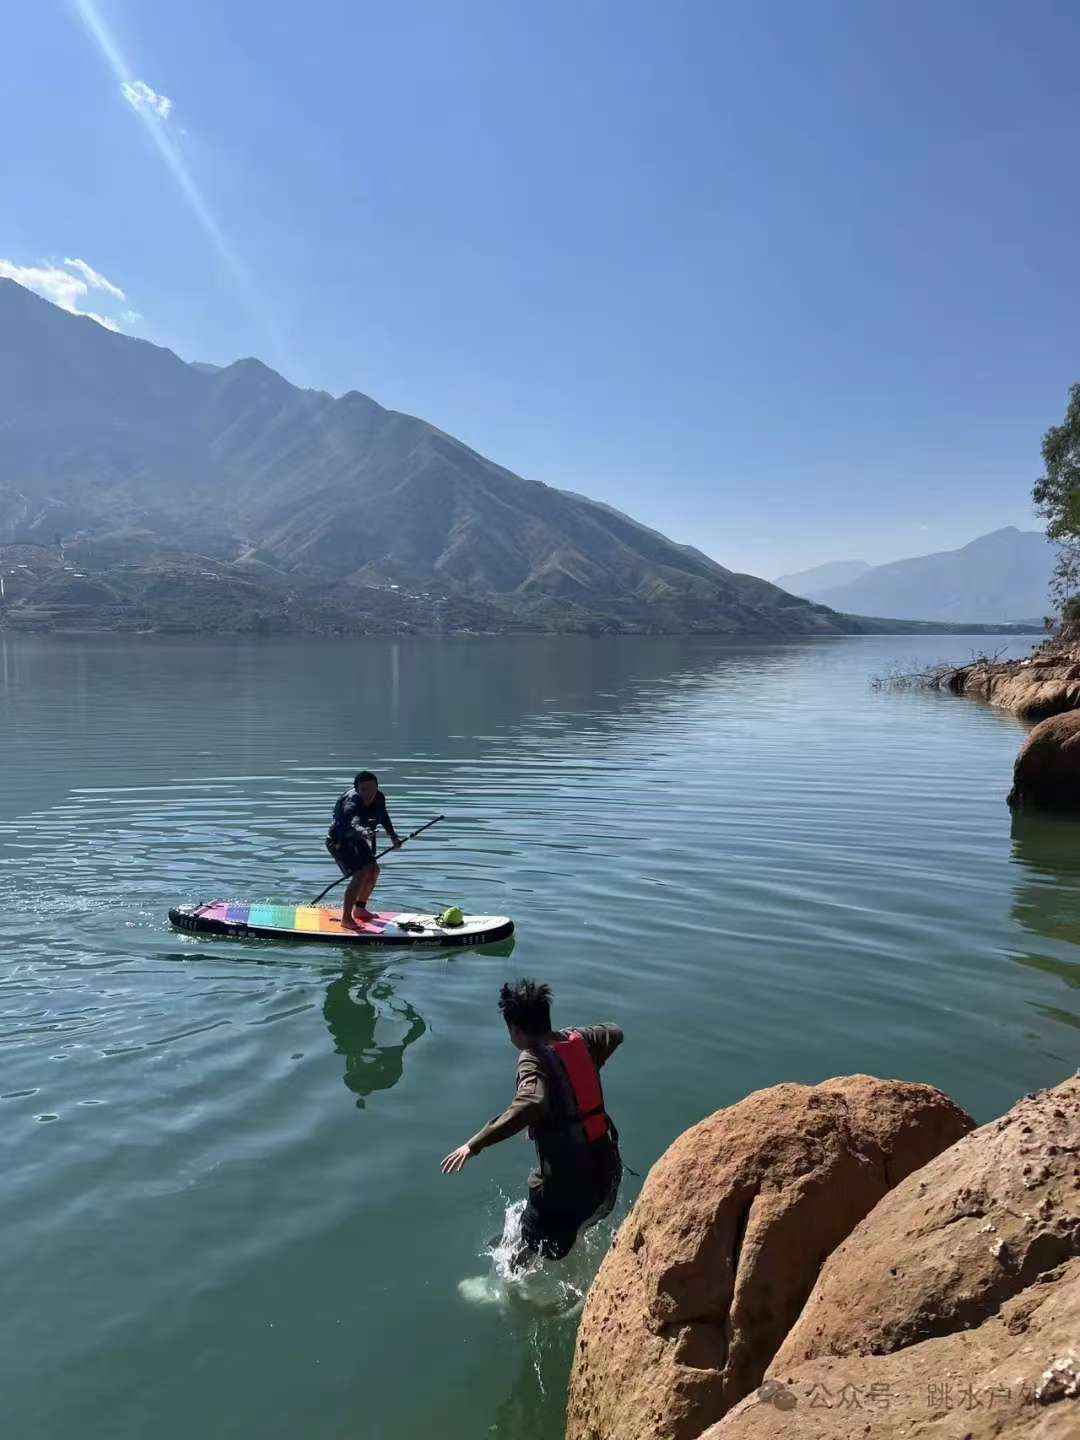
[466,1025,623,1168]
[330,788,394,843]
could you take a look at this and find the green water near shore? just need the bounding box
[2,633,1077,1439]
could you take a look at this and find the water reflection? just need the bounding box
[1008,812,1080,1031]
[323,965,426,1108]
[322,937,513,1108]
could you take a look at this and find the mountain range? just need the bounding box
[0,279,1044,636]
[775,559,871,594]
[777,528,1055,624]
[0,277,856,636]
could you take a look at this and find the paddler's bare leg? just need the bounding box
[343,862,380,924]
[341,868,368,928]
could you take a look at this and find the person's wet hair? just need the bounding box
[499,979,552,1035]
[355,770,377,788]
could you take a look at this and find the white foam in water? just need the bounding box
[457,1195,619,1318]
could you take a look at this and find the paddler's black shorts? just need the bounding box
[326,834,376,876]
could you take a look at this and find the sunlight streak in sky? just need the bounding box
[71,0,282,363]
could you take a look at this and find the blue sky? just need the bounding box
[2,0,1077,577]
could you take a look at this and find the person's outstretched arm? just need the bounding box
[441,1058,546,1174]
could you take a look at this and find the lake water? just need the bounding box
[2,632,1078,1440]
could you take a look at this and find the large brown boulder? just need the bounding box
[701,1258,1080,1439]
[565,1076,973,1440]
[1009,712,1080,810]
[773,1075,1080,1370]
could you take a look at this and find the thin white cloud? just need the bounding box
[121,78,172,120]
[0,258,130,330]
[64,256,126,300]
[70,256,125,301]
[0,260,86,313]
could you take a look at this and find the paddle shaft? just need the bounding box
[311,814,445,905]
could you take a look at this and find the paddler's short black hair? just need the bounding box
[499,979,552,1035]
[355,770,378,788]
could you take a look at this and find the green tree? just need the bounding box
[1034,383,1080,615]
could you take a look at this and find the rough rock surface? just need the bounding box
[701,1258,1080,1438]
[773,1075,1080,1373]
[1008,711,1080,811]
[564,1076,973,1440]
[941,630,1080,721]
[945,657,1080,720]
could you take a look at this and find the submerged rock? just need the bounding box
[1009,711,1080,811]
[564,1076,973,1440]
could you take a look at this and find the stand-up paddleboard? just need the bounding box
[169,901,513,948]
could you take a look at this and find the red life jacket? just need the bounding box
[548,1030,608,1143]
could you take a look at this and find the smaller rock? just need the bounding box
[773,1075,1080,1369]
[700,1260,1080,1440]
[1009,711,1080,811]
[1036,1355,1080,1404]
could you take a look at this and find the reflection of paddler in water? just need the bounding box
[323,966,426,1107]
[441,979,623,1266]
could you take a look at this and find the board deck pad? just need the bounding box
[169,901,513,948]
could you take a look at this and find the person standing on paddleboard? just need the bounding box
[440,979,623,1265]
[326,771,401,928]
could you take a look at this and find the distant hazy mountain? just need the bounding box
[0,277,850,635]
[775,558,871,596]
[802,528,1055,623]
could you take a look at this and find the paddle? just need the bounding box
[310,814,446,905]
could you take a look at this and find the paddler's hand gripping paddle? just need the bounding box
[311,814,445,905]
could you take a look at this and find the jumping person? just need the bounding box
[440,979,623,1263]
[326,771,401,928]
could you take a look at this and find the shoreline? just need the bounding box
[938,627,1080,720]
[0,622,1045,641]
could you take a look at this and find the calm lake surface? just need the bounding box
[2,633,1078,1440]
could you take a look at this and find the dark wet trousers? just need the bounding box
[519,1143,622,1261]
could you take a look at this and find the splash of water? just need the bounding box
[457,1195,619,1318]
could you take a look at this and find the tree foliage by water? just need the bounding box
[1033,382,1080,615]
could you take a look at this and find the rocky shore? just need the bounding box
[930,624,1080,808]
[939,627,1080,721]
[566,1073,1079,1440]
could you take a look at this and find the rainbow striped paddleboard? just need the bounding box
[169,902,514,948]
